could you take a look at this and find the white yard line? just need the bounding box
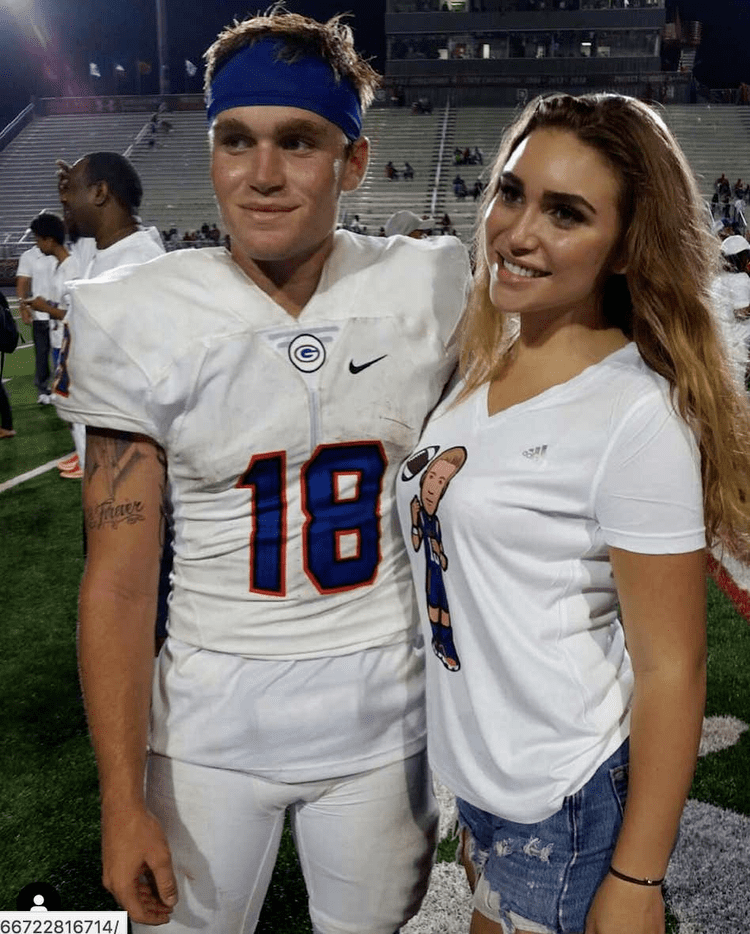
[0,457,68,493]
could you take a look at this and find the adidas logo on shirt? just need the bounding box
[522,445,548,460]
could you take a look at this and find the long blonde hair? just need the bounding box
[460,93,750,558]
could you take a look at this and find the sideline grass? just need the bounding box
[1,346,75,483]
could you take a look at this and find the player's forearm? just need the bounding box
[610,658,706,879]
[78,429,168,812]
[78,575,157,809]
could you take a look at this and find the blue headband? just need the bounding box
[206,38,362,141]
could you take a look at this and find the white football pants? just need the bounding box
[131,749,438,934]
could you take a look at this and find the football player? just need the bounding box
[56,10,470,933]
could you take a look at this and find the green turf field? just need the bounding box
[1,334,748,932]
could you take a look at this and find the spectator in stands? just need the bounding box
[385,160,399,180]
[439,211,452,234]
[16,225,56,405]
[411,96,432,114]
[384,210,433,238]
[735,179,744,199]
[403,161,414,180]
[715,173,731,198]
[453,174,468,199]
[472,145,484,165]
[472,179,485,201]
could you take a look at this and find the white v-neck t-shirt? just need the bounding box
[397,342,705,822]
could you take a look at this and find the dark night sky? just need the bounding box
[0,1,387,128]
[0,0,746,132]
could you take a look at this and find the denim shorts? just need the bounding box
[457,739,629,934]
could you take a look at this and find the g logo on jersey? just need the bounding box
[288,333,326,373]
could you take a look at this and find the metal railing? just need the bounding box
[430,99,452,218]
[0,103,34,154]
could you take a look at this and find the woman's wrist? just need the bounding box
[608,865,665,887]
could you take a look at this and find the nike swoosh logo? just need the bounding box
[349,354,387,374]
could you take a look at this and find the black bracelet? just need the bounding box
[609,866,665,887]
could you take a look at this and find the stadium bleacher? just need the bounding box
[0,102,748,259]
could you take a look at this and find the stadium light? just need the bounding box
[1,0,34,18]
[156,0,170,96]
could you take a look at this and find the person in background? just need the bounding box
[21,212,83,474]
[398,92,750,934]
[16,228,56,405]
[56,151,164,280]
[53,151,164,477]
[0,291,16,438]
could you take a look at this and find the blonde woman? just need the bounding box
[398,93,750,934]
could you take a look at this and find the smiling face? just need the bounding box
[483,128,624,329]
[210,106,368,287]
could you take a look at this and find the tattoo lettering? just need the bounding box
[86,497,146,531]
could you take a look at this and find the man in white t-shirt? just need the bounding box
[22,213,80,376]
[55,11,470,933]
[16,239,56,404]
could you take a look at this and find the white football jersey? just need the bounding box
[56,231,470,659]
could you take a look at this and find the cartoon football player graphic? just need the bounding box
[409,446,467,672]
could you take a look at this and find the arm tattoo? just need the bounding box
[85,428,146,498]
[85,428,168,534]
